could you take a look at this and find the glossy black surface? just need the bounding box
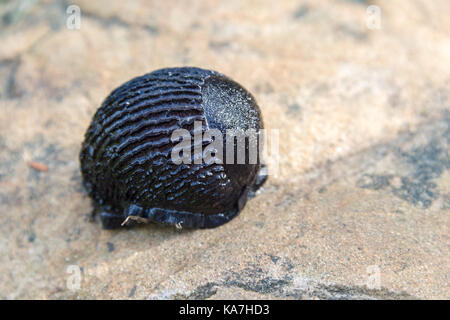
[80,67,267,229]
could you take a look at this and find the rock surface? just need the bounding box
[0,0,448,299]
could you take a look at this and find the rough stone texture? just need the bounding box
[0,0,448,299]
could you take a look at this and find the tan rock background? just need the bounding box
[0,0,448,299]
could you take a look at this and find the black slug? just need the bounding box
[80,67,267,229]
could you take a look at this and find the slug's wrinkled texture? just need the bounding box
[80,67,267,229]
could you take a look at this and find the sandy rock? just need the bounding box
[0,0,448,299]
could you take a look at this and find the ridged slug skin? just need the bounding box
[80,67,267,229]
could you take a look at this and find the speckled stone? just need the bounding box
[0,0,448,300]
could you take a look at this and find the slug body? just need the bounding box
[80,67,267,229]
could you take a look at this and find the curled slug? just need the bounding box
[80,67,267,229]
